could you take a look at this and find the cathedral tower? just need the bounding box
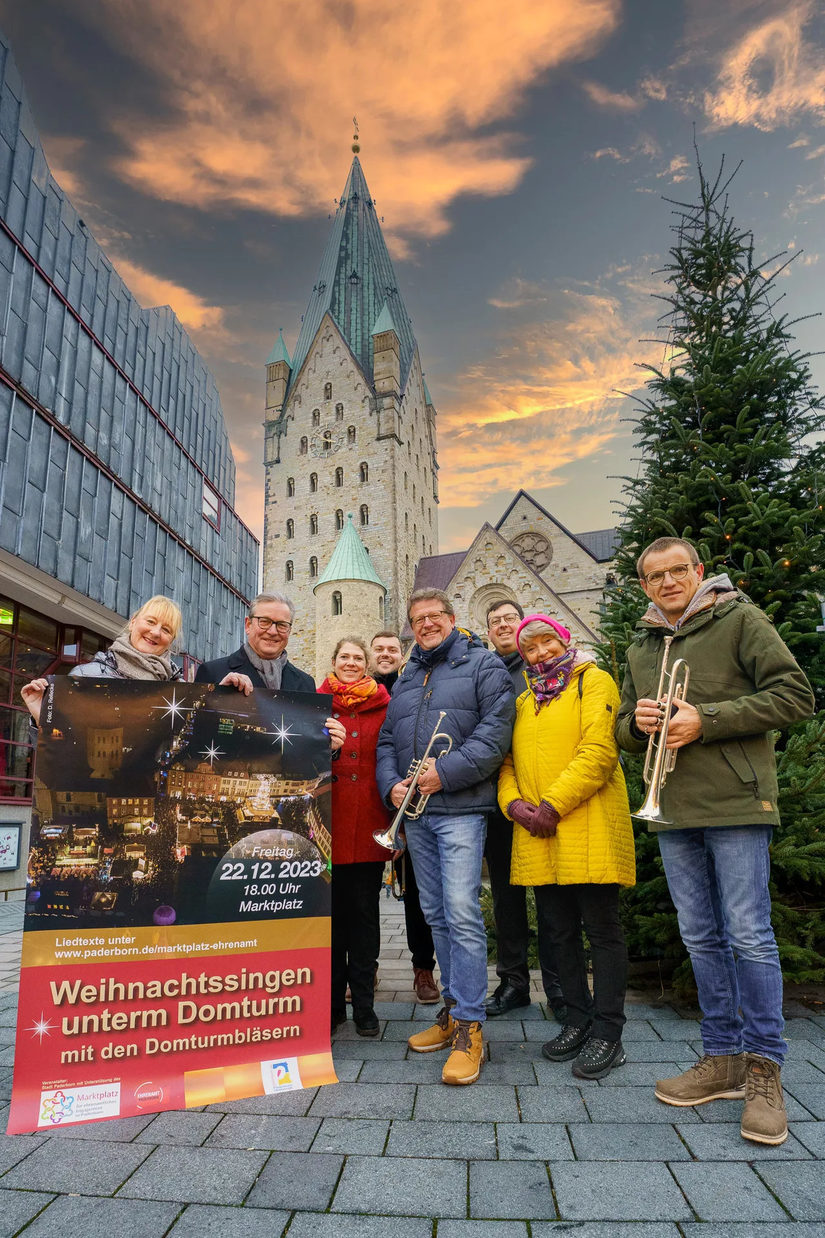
[262,157,439,670]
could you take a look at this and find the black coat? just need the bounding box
[194,646,315,693]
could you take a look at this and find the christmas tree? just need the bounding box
[600,153,825,986]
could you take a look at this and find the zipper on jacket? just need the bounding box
[412,670,431,760]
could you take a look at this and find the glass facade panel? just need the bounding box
[0,32,257,681]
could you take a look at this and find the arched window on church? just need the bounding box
[332,591,342,616]
[287,477,295,497]
[324,382,333,401]
[310,513,318,535]
[335,509,344,530]
[299,436,308,455]
[404,471,408,490]
[312,408,321,427]
[309,556,318,577]
[322,430,333,451]
[347,425,356,444]
[359,461,368,484]
[422,534,426,553]
[360,504,369,527]
[335,466,343,487]
[378,596,384,620]
[286,519,294,539]
[285,560,293,581]
[335,402,344,421]
[309,473,318,493]
[405,512,408,531]
[413,483,416,502]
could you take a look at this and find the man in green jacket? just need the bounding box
[616,536,815,1146]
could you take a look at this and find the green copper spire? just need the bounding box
[266,329,292,366]
[288,157,416,394]
[371,301,397,336]
[315,514,386,588]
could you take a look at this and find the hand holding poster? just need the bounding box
[8,679,337,1134]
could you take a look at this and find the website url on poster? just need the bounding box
[52,938,259,960]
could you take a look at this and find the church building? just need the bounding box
[409,490,618,648]
[262,156,438,672]
[262,154,617,669]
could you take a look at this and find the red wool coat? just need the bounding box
[318,679,392,864]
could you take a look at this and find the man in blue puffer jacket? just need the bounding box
[376,588,515,1085]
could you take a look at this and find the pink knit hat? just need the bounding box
[516,614,571,654]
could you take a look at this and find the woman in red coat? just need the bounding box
[319,636,392,1037]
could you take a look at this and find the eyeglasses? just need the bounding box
[642,564,692,586]
[410,610,450,629]
[251,616,292,634]
[488,613,521,628]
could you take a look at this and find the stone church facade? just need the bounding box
[410,490,618,648]
[262,157,438,671]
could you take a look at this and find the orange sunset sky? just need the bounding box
[3,0,825,551]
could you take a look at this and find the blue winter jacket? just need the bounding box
[376,628,515,816]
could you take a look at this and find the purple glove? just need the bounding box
[532,801,560,838]
[508,799,538,830]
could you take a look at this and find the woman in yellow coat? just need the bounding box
[498,614,635,1080]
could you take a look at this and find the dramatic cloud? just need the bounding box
[704,1,825,131]
[435,272,660,508]
[111,258,225,332]
[582,80,643,112]
[72,0,620,245]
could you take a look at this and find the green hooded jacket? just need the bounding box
[615,587,815,831]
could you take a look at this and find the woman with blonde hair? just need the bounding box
[21,595,182,722]
[498,614,635,1080]
[319,635,392,1038]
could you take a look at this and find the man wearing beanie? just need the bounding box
[376,589,514,1085]
[616,537,814,1145]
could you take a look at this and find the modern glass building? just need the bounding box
[0,32,258,886]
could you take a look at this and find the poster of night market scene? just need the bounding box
[8,680,337,1136]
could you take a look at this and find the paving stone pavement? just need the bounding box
[0,896,822,1234]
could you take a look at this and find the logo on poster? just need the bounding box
[37,1083,120,1127]
[262,1057,302,1093]
[134,1081,164,1108]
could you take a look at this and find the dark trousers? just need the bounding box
[394,851,436,970]
[534,883,627,1042]
[331,861,384,1017]
[485,809,563,1001]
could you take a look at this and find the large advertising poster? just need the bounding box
[8,679,337,1135]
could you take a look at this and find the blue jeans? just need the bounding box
[657,825,786,1065]
[404,811,488,1023]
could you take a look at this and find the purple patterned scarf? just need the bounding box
[525,648,580,711]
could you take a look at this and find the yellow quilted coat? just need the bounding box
[497,662,635,887]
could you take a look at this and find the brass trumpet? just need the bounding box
[632,635,690,827]
[373,711,453,851]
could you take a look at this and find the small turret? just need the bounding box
[265,330,292,422]
[313,515,386,680]
[372,303,401,441]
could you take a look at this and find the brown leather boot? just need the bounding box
[655,1053,746,1106]
[741,1054,788,1145]
[413,967,440,1004]
[442,1020,484,1086]
[408,1005,455,1053]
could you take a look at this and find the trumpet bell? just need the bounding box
[373,826,405,852]
[631,802,673,827]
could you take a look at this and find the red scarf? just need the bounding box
[323,672,379,711]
